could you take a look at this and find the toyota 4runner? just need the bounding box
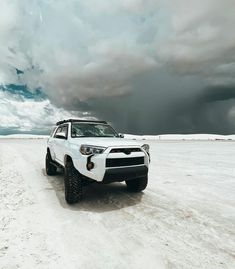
[46,119,150,204]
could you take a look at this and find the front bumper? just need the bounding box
[102,165,148,183]
[73,146,149,182]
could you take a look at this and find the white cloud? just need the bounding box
[0,91,89,132]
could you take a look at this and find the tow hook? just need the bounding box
[87,154,95,171]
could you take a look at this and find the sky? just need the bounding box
[0,0,235,135]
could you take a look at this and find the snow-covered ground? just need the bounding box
[0,139,234,269]
[0,134,49,139]
[125,134,235,141]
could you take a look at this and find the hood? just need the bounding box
[69,137,143,148]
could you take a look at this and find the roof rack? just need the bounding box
[56,119,108,126]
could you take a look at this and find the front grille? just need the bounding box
[106,157,145,167]
[110,148,142,154]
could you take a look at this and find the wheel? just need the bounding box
[64,161,83,204]
[125,176,148,192]
[45,152,57,176]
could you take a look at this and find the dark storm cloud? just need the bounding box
[188,86,235,134]
[202,86,235,103]
[75,74,235,135]
[157,84,235,135]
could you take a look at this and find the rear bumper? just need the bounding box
[102,165,148,183]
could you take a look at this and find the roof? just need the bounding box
[56,119,108,126]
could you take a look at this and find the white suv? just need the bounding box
[46,119,150,204]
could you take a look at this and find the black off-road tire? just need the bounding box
[64,161,83,204]
[125,176,148,192]
[45,152,57,176]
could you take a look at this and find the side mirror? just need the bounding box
[119,133,124,138]
[55,132,66,139]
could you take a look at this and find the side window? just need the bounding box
[54,125,68,139]
[54,127,62,138]
[61,125,68,138]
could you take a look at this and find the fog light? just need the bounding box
[87,162,94,170]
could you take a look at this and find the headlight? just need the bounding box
[141,144,150,153]
[80,145,107,155]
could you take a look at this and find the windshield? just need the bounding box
[71,123,119,138]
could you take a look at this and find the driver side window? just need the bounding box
[54,125,68,139]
